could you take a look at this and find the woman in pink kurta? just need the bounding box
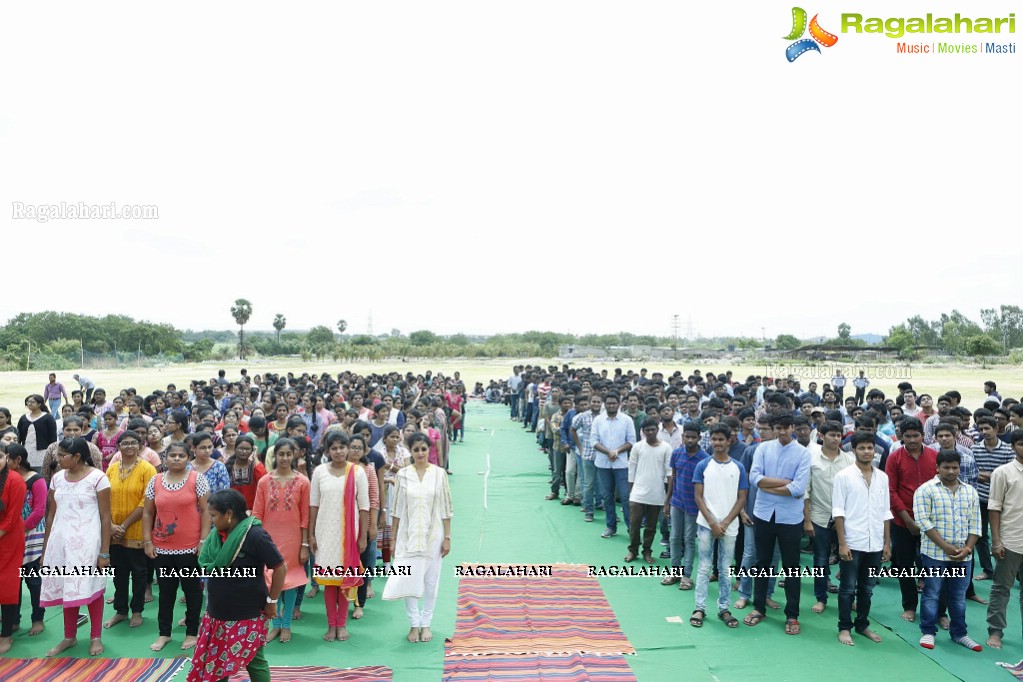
[252,437,309,644]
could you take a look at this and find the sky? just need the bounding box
[1,1,1020,341]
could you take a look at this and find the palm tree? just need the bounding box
[231,299,253,359]
[337,319,347,336]
[273,314,286,345]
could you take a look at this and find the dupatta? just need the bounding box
[315,462,364,600]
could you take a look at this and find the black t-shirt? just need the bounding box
[206,525,284,621]
[366,450,385,476]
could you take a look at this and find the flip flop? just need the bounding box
[785,618,801,635]
[743,611,766,627]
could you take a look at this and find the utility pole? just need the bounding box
[671,314,680,358]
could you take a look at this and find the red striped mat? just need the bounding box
[0,657,186,682]
[443,652,637,681]
[236,665,392,681]
[447,563,634,655]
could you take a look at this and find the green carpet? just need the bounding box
[3,403,1020,681]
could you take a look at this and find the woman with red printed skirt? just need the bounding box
[309,431,368,642]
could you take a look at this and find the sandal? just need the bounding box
[743,611,766,627]
[785,618,801,635]
[678,576,694,591]
[719,610,739,628]
[690,610,705,628]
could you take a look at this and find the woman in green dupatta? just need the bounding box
[187,490,286,682]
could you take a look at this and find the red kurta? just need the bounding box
[0,472,27,604]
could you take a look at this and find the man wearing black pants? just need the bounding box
[744,414,812,634]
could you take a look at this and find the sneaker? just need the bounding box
[953,635,982,652]
[660,539,669,546]
[584,514,594,522]
[601,529,617,538]
[919,634,935,649]
[659,551,671,559]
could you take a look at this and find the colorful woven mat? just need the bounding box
[0,657,186,682]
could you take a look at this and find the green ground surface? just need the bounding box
[3,403,1021,680]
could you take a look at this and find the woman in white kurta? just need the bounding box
[384,432,452,644]
[40,436,112,657]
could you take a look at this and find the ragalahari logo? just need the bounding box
[784,7,838,61]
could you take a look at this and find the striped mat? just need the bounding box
[998,660,1023,678]
[447,563,634,655]
[443,652,637,681]
[0,657,186,682]
[236,665,392,681]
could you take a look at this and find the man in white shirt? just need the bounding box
[902,390,923,418]
[626,418,673,563]
[804,422,854,614]
[832,370,847,402]
[507,367,522,421]
[853,371,870,405]
[833,430,892,646]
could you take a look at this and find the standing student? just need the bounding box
[18,394,58,471]
[626,418,672,564]
[833,431,892,646]
[971,416,1015,580]
[804,422,854,614]
[143,441,210,652]
[309,431,369,642]
[885,418,937,622]
[347,435,379,621]
[663,424,709,590]
[745,413,811,635]
[853,371,869,405]
[914,450,982,652]
[571,394,603,523]
[227,434,267,510]
[103,430,157,630]
[43,374,69,418]
[252,438,309,644]
[187,490,286,682]
[691,424,748,629]
[4,445,47,639]
[985,430,1023,649]
[39,437,112,657]
[592,393,636,539]
[0,443,27,655]
[383,432,453,644]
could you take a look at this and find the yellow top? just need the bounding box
[107,459,157,547]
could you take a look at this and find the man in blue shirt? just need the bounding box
[593,392,636,539]
[744,413,812,634]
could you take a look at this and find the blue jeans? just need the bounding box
[812,522,836,603]
[597,467,630,532]
[531,400,540,430]
[838,549,881,632]
[696,527,736,613]
[510,394,519,419]
[581,458,602,514]
[522,401,534,428]
[920,555,970,639]
[738,521,779,601]
[47,398,62,417]
[669,507,699,577]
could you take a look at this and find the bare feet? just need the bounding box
[838,630,855,646]
[105,597,114,604]
[280,628,291,643]
[407,627,420,643]
[89,638,104,656]
[336,626,350,641]
[766,598,781,610]
[938,616,950,631]
[323,627,337,642]
[150,635,172,652]
[179,595,186,604]
[266,627,281,642]
[292,608,302,621]
[968,594,989,605]
[144,588,154,603]
[420,626,433,642]
[352,606,364,620]
[858,628,882,643]
[29,621,45,636]
[734,598,749,609]
[900,610,915,623]
[0,637,13,655]
[178,617,187,627]
[103,613,128,629]
[181,635,198,650]
[129,613,143,628]
[987,633,1003,649]
[812,601,826,614]
[46,638,76,657]
[307,585,319,598]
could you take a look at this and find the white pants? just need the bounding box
[405,545,443,628]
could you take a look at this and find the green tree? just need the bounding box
[230,299,253,359]
[837,322,851,341]
[966,334,1000,357]
[409,330,437,346]
[307,325,335,346]
[273,314,286,345]
[337,319,348,336]
[885,324,916,356]
[774,334,802,350]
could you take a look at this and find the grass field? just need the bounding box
[2,357,1021,414]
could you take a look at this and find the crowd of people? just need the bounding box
[503,363,1023,651]
[0,369,462,682]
